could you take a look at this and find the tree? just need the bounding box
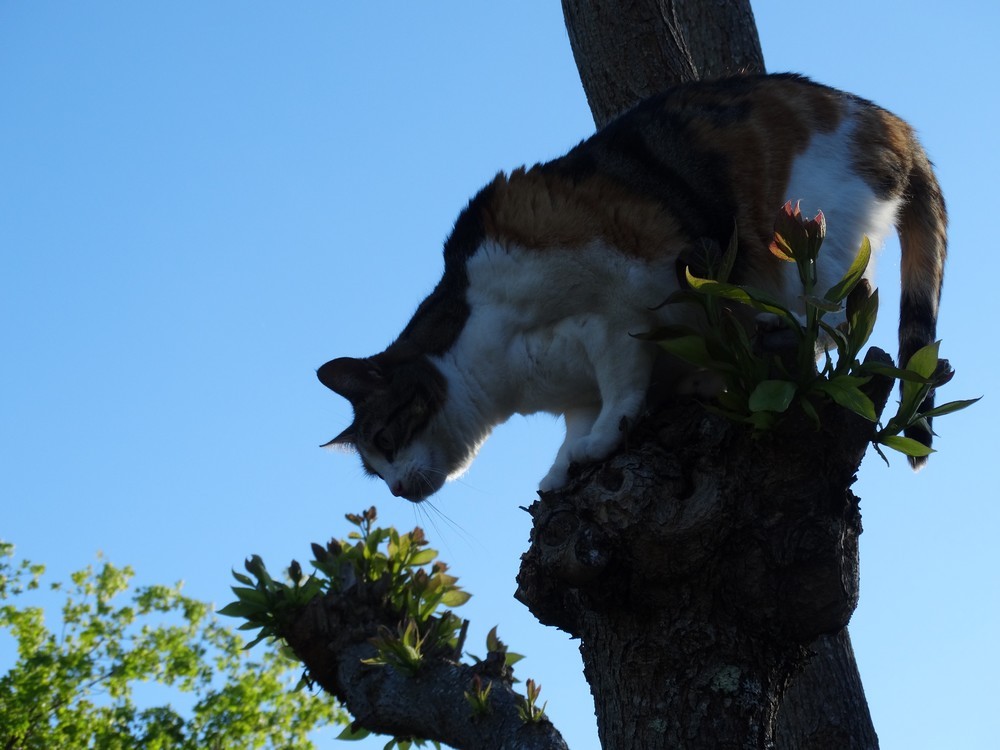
[225,4,970,748]
[557,3,880,748]
[0,542,345,749]
[229,220,916,748]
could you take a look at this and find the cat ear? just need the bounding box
[316,357,384,404]
[320,424,357,451]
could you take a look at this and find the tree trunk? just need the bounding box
[515,352,894,749]
[557,3,879,748]
[775,629,880,749]
[561,0,765,125]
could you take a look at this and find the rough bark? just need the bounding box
[559,3,879,747]
[775,629,880,749]
[281,582,569,750]
[561,0,765,126]
[514,351,894,749]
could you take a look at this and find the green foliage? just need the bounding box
[468,625,525,675]
[223,507,471,665]
[226,510,547,748]
[0,541,344,750]
[464,675,494,717]
[224,509,472,750]
[515,678,547,724]
[648,201,978,459]
[364,619,428,676]
[336,721,441,750]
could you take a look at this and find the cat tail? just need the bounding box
[895,141,947,468]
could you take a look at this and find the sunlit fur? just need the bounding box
[318,74,947,501]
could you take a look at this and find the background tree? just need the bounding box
[0,542,345,750]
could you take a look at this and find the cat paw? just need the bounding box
[566,432,619,466]
[538,463,570,493]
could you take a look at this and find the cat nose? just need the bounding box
[389,480,427,503]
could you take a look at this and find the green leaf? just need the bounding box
[719,224,739,283]
[798,395,821,429]
[217,601,265,619]
[747,380,797,414]
[847,286,879,354]
[407,549,438,567]
[745,410,778,430]
[860,361,935,384]
[505,652,525,667]
[631,323,702,341]
[803,294,843,314]
[337,725,372,741]
[685,269,795,318]
[657,335,736,373]
[817,321,850,357]
[231,570,255,587]
[814,378,877,422]
[230,586,269,604]
[904,341,941,379]
[919,396,982,419]
[439,589,472,608]
[824,236,871,303]
[879,435,935,458]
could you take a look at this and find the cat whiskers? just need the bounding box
[407,467,476,552]
[413,498,475,556]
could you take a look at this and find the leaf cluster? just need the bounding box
[222,507,471,663]
[224,509,549,747]
[647,201,977,460]
[516,678,547,724]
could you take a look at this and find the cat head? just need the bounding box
[317,351,459,502]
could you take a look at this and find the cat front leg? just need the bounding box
[565,340,655,467]
[539,406,600,492]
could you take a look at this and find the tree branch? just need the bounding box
[282,583,569,750]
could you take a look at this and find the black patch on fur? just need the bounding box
[898,290,939,459]
[898,291,937,370]
[549,105,738,254]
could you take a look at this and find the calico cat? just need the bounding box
[318,73,946,502]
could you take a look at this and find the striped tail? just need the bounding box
[895,142,947,468]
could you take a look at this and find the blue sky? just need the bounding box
[2,2,998,748]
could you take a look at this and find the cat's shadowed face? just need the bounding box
[317,354,465,502]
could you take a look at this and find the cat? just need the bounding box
[317,73,946,502]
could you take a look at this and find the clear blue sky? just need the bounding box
[2,2,997,748]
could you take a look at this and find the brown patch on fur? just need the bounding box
[850,106,914,200]
[896,145,948,338]
[480,77,855,296]
[682,77,847,291]
[849,104,946,359]
[897,146,948,316]
[480,167,685,259]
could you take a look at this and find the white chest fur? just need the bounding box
[428,239,680,490]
